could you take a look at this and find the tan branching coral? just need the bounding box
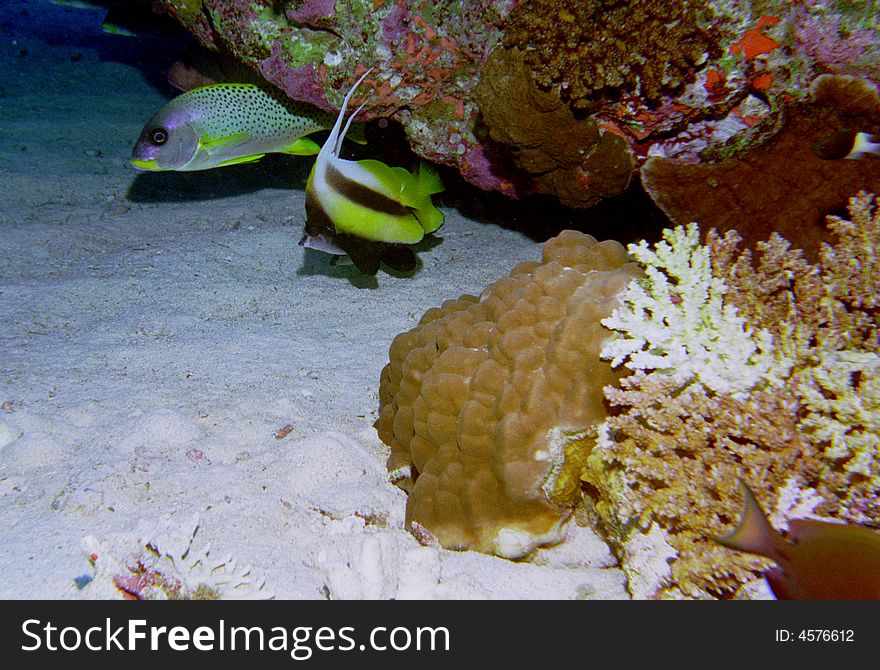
[642,75,880,261]
[503,0,718,107]
[719,192,880,525]
[474,48,633,208]
[376,231,640,558]
[582,192,880,598]
[588,370,823,598]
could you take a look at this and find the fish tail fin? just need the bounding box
[392,163,444,233]
[412,199,444,234]
[345,123,368,145]
[388,163,443,209]
[861,133,880,156]
[412,163,444,233]
[416,162,444,198]
[713,478,791,564]
[848,132,880,159]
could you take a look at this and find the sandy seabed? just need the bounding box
[0,1,628,599]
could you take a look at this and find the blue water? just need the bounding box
[0,0,186,90]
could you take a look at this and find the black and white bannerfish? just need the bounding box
[812,130,880,160]
[301,68,444,275]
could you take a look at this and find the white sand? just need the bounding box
[0,2,628,599]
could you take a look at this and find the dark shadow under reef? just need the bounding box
[365,116,672,249]
[126,153,313,204]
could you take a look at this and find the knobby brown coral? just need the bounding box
[376,231,640,558]
[474,48,633,208]
[503,0,718,107]
[642,74,880,261]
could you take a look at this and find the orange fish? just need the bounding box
[714,479,880,599]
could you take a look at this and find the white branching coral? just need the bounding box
[769,478,825,530]
[620,522,678,600]
[601,222,791,397]
[80,513,273,600]
[821,192,880,311]
[798,350,880,482]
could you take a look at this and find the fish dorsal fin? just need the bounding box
[355,159,409,199]
[321,68,373,161]
[336,101,367,156]
[714,479,791,564]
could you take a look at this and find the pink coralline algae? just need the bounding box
[792,2,879,80]
[159,0,518,194]
[156,1,880,210]
[286,0,338,27]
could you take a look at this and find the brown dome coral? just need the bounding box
[376,231,640,558]
[474,48,634,208]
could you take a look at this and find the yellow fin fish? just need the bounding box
[131,83,363,171]
[302,68,444,275]
[714,479,880,599]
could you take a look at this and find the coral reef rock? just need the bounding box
[376,230,640,558]
[155,2,879,210]
[642,74,880,261]
[158,0,519,195]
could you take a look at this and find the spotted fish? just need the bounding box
[131,83,364,171]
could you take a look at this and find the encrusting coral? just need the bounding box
[474,48,634,208]
[641,74,880,261]
[376,231,641,559]
[579,192,880,598]
[503,0,719,107]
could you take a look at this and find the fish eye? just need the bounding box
[149,128,168,146]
